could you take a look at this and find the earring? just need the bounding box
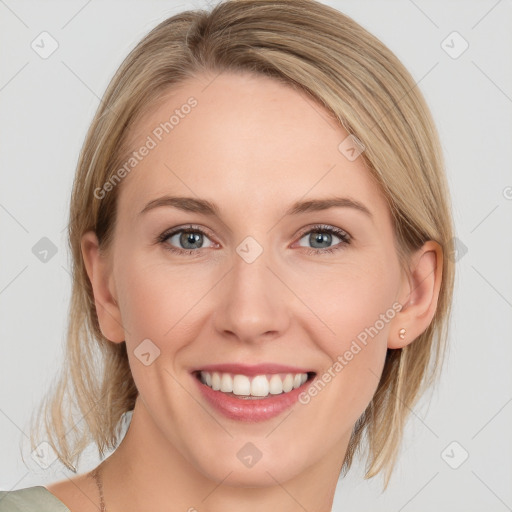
[398,328,406,340]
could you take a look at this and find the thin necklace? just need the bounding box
[89,466,107,512]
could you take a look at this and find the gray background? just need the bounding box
[1,0,511,510]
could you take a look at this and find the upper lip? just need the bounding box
[192,363,314,376]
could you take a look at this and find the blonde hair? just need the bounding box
[28,0,454,489]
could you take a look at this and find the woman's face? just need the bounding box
[95,71,409,486]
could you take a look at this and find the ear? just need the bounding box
[81,230,125,343]
[388,240,443,349]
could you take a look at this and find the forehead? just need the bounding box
[117,71,387,220]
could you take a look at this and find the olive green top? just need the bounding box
[0,486,70,512]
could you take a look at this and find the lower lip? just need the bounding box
[194,375,312,422]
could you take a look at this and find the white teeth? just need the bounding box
[220,373,233,392]
[251,375,269,397]
[269,375,283,394]
[211,372,221,391]
[282,373,293,393]
[199,371,309,398]
[233,374,251,395]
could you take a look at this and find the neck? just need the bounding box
[99,397,347,512]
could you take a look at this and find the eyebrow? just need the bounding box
[139,195,372,219]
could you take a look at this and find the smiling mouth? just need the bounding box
[194,370,316,399]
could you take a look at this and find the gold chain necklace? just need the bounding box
[89,466,107,512]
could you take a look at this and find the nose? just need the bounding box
[212,243,291,344]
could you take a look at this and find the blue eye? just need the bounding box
[156,223,351,256]
[157,225,215,256]
[297,224,351,255]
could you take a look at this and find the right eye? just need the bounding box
[157,225,216,255]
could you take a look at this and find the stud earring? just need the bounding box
[398,328,406,340]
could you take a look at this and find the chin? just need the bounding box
[181,431,321,488]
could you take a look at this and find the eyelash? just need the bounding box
[156,223,351,257]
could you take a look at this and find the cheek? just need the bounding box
[296,253,400,420]
[114,252,213,341]
[297,253,400,349]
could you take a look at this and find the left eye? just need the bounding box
[297,225,350,252]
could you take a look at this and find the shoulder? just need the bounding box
[44,474,101,512]
[0,486,70,512]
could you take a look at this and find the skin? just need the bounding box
[47,71,442,512]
